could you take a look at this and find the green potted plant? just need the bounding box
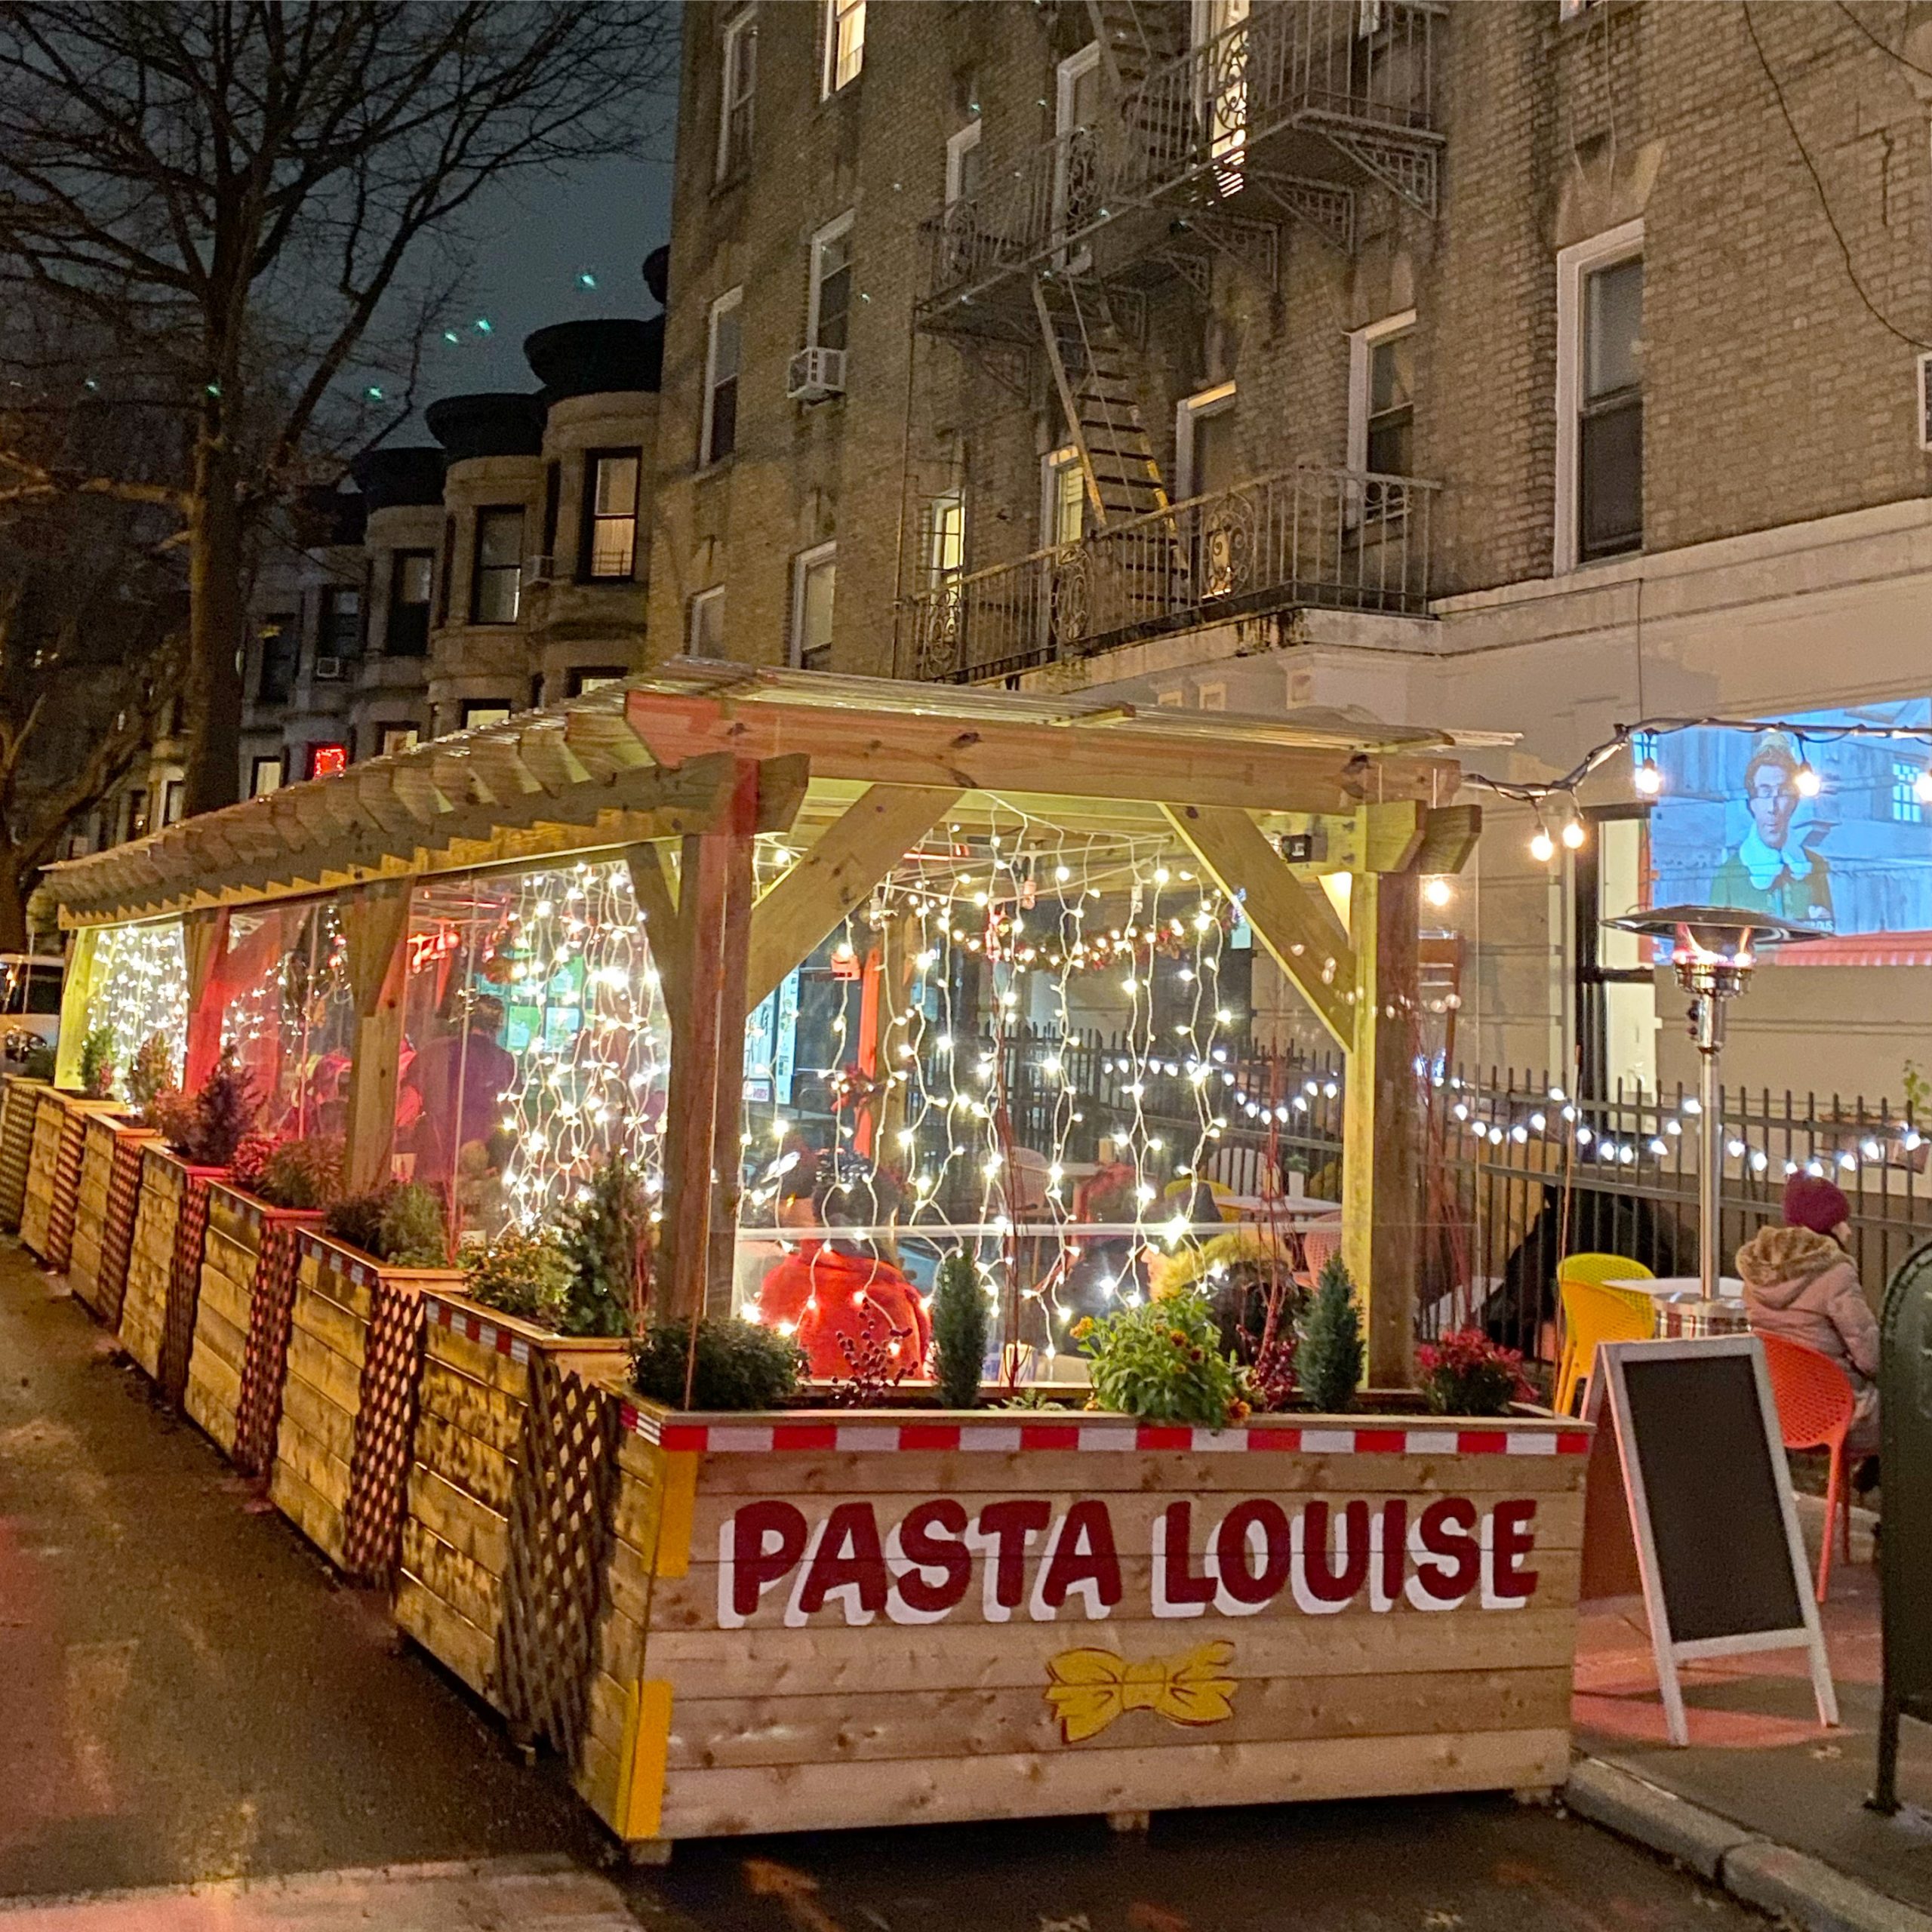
[1076,1288,1250,1427]
[1294,1252,1364,1414]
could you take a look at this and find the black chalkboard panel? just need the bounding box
[1621,1352,1806,1643]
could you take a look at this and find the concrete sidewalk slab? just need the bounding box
[0,1855,637,1930]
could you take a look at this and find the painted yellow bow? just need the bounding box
[1044,1641,1238,1745]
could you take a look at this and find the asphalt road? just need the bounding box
[0,1248,1761,1930]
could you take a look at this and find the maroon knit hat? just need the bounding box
[1783,1173,1850,1236]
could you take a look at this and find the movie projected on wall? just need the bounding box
[1648,700,1932,940]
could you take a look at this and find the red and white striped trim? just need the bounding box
[423,1293,531,1365]
[300,1229,380,1288]
[618,1411,1591,1457]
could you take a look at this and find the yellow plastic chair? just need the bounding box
[1554,1276,1656,1417]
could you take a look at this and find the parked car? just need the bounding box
[0,954,64,1069]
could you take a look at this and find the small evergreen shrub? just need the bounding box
[632,1318,804,1411]
[1294,1253,1364,1415]
[1078,1290,1250,1428]
[930,1248,988,1409]
[463,1228,574,1330]
[128,1033,175,1114]
[78,1025,115,1098]
[323,1181,448,1266]
[254,1135,343,1211]
[555,1150,651,1337]
[152,1052,261,1168]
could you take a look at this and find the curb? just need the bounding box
[1566,1758,1932,1932]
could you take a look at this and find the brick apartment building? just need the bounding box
[648,0,1932,1102]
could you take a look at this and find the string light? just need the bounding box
[1560,818,1586,851]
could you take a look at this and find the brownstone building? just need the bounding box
[651,0,1932,1096]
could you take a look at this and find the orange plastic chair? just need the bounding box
[1757,1332,1857,1602]
[1297,1223,1342,1286]
[1554,1276,1654,1418]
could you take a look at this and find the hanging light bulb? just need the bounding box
[1560,817,1586,851]
[1795,759,1821,799]
[1915,770,1932,805]
[1529,824,1556,864]
[1632,758,1663,798]
[1422,875,1453,909]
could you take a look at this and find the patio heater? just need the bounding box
[1601,906,1823,1298]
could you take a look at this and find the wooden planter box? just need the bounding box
[396,1291,631,1718]
[20,1086,106,1262]
[185,1182,325,1467]
[576,1407,1590,1857]
[0,1073,46,1232]
[119,1146,225,1401]
[69,1112,161,1324]
[269,1229,462,1583]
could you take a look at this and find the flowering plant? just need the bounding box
[1076,1290,1251,1429]
[1416,1328,1530,1417]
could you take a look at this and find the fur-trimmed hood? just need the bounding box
[1736,1223,1844,1304]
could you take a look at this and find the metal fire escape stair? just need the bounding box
[1031,275,1169,529]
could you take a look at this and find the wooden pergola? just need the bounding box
[36,660,1478,1382]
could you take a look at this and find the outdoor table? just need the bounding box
[1221,1192,1341,1217]
[1608,1274,1745,1302]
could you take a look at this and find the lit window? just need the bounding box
[461,702,513,731]
[924,491,964,589]
[162,779,186,825]
[471,507,524,624]
[378,725,419,757]
[568,666,628,697]
[1176,383,1236,500]
[823,0,864,94]
[308,743,349,780]
[250,757,284,797]
[792,542,835,670]
[689,585,726,654]
[718,8,757,181]
[585,451,639,578]
[808,215,853,354]
[1043,447,1085,548]
[1895,760,1925,824]
[703,288,742,466]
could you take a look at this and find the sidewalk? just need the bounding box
[1574,1500,1932,1921]
[0,1245,607,1899]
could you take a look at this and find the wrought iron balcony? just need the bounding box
[899,464,1437,685]
[922,0,1443,324]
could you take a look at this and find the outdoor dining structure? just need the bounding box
[14,661,1591,1857]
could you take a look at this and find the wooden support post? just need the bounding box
[53,926,100,1091]
[341,882,414,1196]
[181,908,232,1091]
[1342,857,1423,1390]
[659,760,760,1327]
[624,842,686,1040]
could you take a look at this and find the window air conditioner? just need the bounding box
[787,346,848,403]
[523,554,557,586]
[313,655,343,681]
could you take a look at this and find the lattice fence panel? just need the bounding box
[157,1171,211,1407]
[0,1080,35,1230]
[341,1276,425,1585]
[44,1111,88,1272]
[232,1220,303,1478]
[95,1137,145,1331]
[496,1359,623,1761]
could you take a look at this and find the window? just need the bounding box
[823,0,864,94]
[162,779,185,826]
[1175,383,1237,500]
[378,725,419,757]
[923,490,965,591]
[437,515,455,623]
[250,756,284,797]
[1053,45,1102,266]
[1346,312,1416,525]
[1895,759,1927,824]
[1192,0,1251,172]
[703,288,742,466]
[945,119,981,207]
[1042,447,1086,549]
[583,451,641,578]
[257,616,297,703]
[462,701,514,731]
[541,459,561,562]
[689,586,726,654]
[123,789,149,841]
[386,550,433,657]
[568,666,628,697]
[1555,221,1643,571]
[808,214,854,354]
[319,585,361,660]
[1558,0,1606,18]
[472,507,524,623]
[718,8,757,180]
[308,743,349,780]
[791,542,836,670]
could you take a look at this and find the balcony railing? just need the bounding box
[900,464,1436,685]
[924,0,1441,316]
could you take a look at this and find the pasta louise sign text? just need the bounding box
[717,1493,1541,1628]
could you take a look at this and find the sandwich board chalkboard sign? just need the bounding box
[1585,1336,1837,1746]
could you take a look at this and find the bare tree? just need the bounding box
[0,1,678,814]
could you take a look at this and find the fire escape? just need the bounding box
[905,0,1445,685]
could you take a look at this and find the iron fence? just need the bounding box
[900,464,1435,683]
